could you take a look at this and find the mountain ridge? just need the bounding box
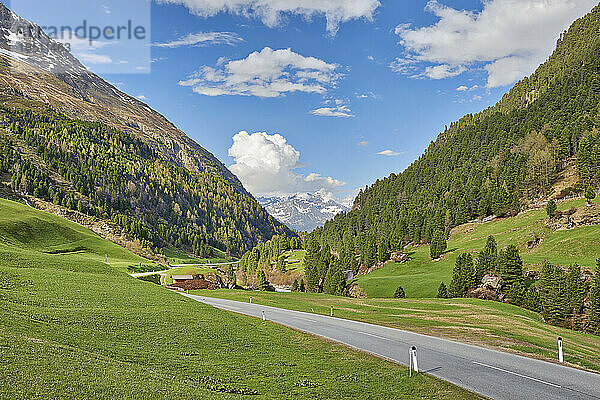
[258,191,349,232]
[0,2,292,257]
[0,0,249,196]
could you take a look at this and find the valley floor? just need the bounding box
[0,198,479,399]
[193,290,600,373]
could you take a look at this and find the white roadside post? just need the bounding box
[409,346,419,376]
[330,306,334,317]
[558,337,564,363]
[249,297,252,304]
[262,310,266,321]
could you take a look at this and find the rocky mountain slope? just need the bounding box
[258,191,349,232]
[0,2,292,257]
[0,1,247,195]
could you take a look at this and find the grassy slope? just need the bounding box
[163,246,230,265]
[0,199,479,399]
[357,197,600,298]
[196,290,600,372]
[0,198,155,274]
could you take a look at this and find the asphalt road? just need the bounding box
[183,294,600,400]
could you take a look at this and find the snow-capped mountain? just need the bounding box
[0,3,86,75]
[258,191,350,232]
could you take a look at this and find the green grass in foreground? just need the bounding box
[196,290,600,372]
[0,198,480,399]
[356,197,600,298]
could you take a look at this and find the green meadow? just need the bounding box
[356,197,600,298]
[0,198,479,399]
[196,290,600,372]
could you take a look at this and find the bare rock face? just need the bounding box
[481,274,501,291]
[390,252,411,263]
[469,287,497,301]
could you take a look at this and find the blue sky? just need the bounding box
[10,0,599,201]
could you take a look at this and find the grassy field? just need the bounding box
[163,246,230,265]
[195,290,600,372]
[283,249,307,274]
[356,197,600,298]
[0,198,157,274]
[0,198,480,399]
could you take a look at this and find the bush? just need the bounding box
[393,286,406,299]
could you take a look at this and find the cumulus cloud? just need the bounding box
[228,131,345,196]
[153,31,243,48]
[456,85,469,92]
[156,0,380,35]
[311,105,354,118]
[179,47,342,98]
[377,150,403,157]
[358,140,369,146]
[393,0,597,87]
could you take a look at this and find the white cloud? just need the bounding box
[456,85,468,92]
[156,0,380,35]
[393,0,597,87]
[358,140,369,146]
[136,95,147,100]
[54,34,113,66]
[356,91,379,99]
[228,131,345,196]
[311,105,354,118]
[153,31,243,48]
[377,150,403,157]
[179,47,342,98]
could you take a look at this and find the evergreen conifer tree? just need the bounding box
[437,282,448,299]
[546,199,557,218]
[394,286,406,298]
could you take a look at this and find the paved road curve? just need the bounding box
[183,294,600,400]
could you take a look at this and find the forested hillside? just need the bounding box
[0,97,291,256]
[306,5,600,276]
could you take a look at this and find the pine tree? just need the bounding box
[566,265,586,316]
[589,261,600,335]
[507,281,526,306]
[430,229,447,260]
[539,262,569,325]
[393,286,406,299]
[257,270,269,291]
[299,280,306,293]
[437,282,448,299]
[546,199,557,218]
[499,245,523,290]
[449,253,475,298]
[276,255,287,273]
[291,279,299,292]
[226,264,236,288]
[476,235,498,279]
[377,240,389,262]
[585,186,596,204]
[523,285,542,312]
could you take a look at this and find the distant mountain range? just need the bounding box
[258,191,350,232]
